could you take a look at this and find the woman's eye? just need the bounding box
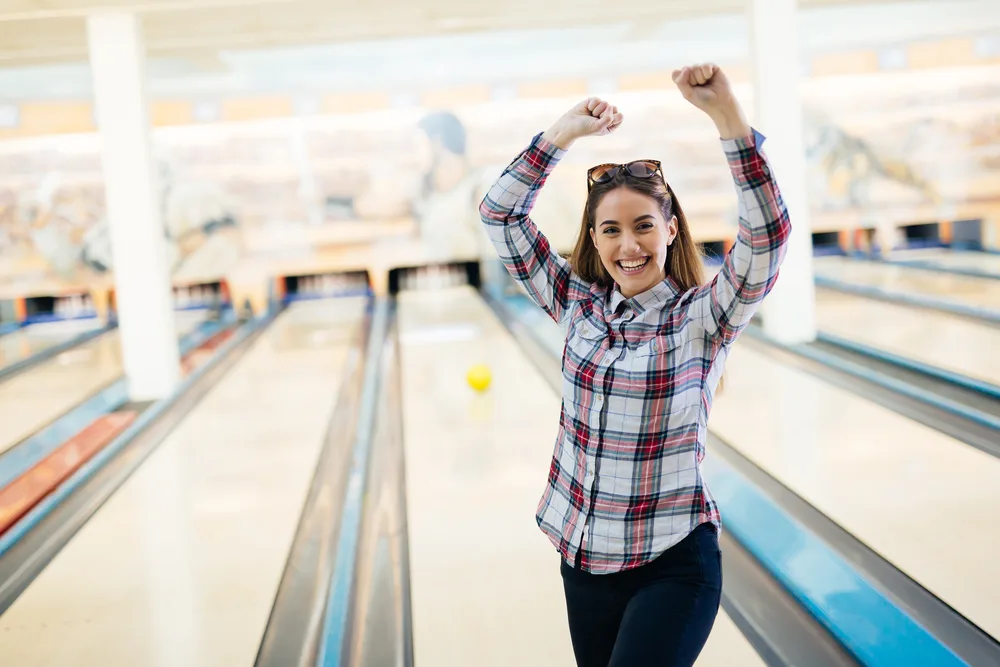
[603,227,619,235]
[637,223,654,231]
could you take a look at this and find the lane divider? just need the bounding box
[0,323,115,384]
[0,413,137,534]
[0,318,228,491]
[743,328,1000,432]
[883,260,1000,281]
[703,451,966,666]
[816,331,1000,401]
[315,298,390,667]
[0,317,241,549]
[814,275,1000,324]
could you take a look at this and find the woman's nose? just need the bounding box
[620,233,641,253]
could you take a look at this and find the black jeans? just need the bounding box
[560,523,723,667]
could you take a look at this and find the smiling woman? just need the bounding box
[478,62,792,667]
[570,158,706,302]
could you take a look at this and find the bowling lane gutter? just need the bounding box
[876,256,1000,282]
[0,316,240,544]
[0,321,116,385]
[482,287,998,667]
[255,296,414,667]
[0,313,234,491]
[743,326,1000,461]
[0,306,281,617]
[813,273,1000,328]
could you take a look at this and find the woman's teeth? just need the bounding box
[617,257,649,274]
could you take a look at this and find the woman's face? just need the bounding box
[589,187,677,298]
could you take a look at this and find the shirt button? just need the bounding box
[596,395,604,404]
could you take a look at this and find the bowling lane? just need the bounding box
[815,288,1000,386]
[709,341,1000,639]
[0,318,104,369]
[815,255,1000,311]
[0,298,366,666]
[397,286,764,667]
[0,310,208,456]
[886,248,1000,277]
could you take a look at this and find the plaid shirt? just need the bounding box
[479,129,790,574]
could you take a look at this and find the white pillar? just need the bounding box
[748,0,817,344]
[87,13,180,400]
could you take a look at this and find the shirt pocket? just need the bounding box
[635,332,684,358]
[567,317,606,355]
[629,333,700,409]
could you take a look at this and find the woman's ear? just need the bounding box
[589,226,597,248]
[667,214,679,245]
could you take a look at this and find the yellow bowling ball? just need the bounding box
[466,364,492,392]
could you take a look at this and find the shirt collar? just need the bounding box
[606,276,681,316]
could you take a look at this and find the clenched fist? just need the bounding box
[672,63,750,140]
[542,97,624,150]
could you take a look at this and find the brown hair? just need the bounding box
[569,171,705,294]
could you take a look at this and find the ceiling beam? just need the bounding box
[0,0,925,69]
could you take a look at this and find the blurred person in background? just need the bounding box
[353,109,493,262]
[479,63,790,666]
[18,160,242,284]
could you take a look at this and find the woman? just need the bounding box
[479,63,790,666]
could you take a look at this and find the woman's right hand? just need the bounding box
[542,97,623,150]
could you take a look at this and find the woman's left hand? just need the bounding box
[672,63,750,140]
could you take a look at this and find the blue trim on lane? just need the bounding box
[744,327,1000,432]
[0,313,259,558]
[814,275,1000,324]
[0,317,229,493]
[703,453,966,666]
[316,298,388,667]
[816,331,1000,401]
[880,258,1000,281]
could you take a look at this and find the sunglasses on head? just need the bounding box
[587,159,664,191]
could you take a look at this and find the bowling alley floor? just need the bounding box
[396,287,767,667]
[392,259,1000,662]
[0,300,367,665]
[1,255,998,665]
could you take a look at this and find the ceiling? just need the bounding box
[0,0,915,68]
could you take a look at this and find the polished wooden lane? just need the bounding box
[0,298,366,666]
